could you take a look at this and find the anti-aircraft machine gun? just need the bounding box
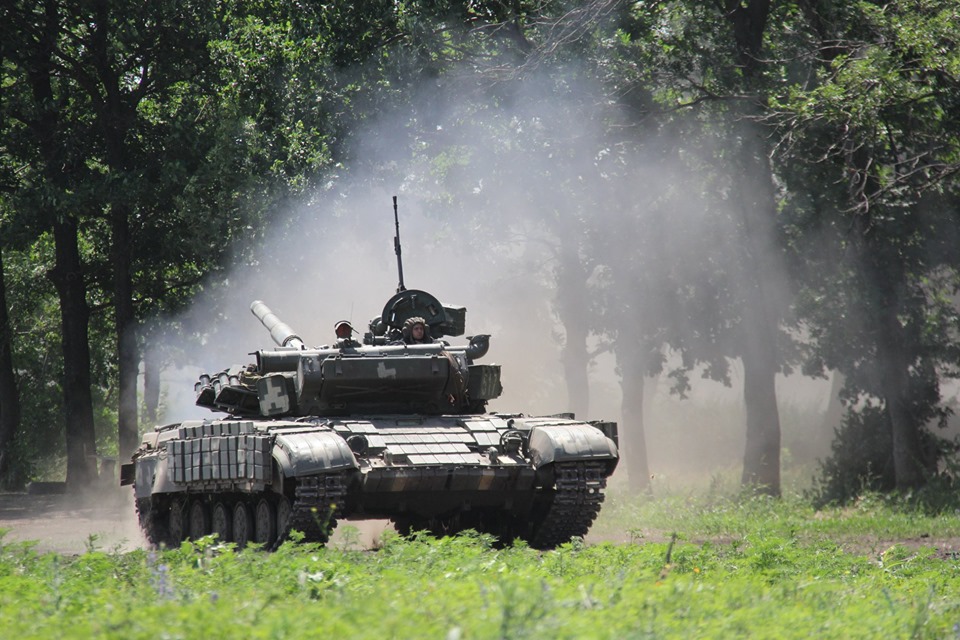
[122,198,618,549]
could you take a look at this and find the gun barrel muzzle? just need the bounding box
[250,300,306,349]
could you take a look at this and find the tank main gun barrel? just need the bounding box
[250,300,306,350]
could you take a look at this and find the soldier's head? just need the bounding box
[334,320,354,340]
[402,316,430,343]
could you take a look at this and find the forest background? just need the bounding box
[2,0,960,505]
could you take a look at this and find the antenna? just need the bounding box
[393,195,406,292]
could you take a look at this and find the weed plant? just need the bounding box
[2,485,960,639]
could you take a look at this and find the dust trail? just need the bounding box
[0,488,144,554]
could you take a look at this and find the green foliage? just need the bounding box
[4,490,960,638]
[0,230,122,484]
[811,405,899,507]
[1,242,61,484]
[808,403,960,510]
[3,0,960,494]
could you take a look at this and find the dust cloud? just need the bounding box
[0,487,144,554]
[145,60,837,489]
[0,487,392,553]
[0,18,879,558]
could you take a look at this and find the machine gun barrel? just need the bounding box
[393,195,405,292]
[250,300,306,350]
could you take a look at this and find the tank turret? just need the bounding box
[122,199,618,550]
[193,297,500,418]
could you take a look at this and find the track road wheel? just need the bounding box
[189,501,211,540]
[233,502,253,549]
[168,497,187,546]
[136,497,169,548]
[255,498,276,546]
[276,496,292,545]
[212,502,233,543]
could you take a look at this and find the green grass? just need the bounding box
[595,475,960,544]
[2,487,960,639]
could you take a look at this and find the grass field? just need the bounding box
[2,483,959,639]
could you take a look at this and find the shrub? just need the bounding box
[809,404,955,508]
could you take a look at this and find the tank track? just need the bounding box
[528,460,608,549]
[277,472,348,546]
[136,497,169,547]
[135,473,348,550]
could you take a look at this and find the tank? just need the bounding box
[122,206,618,550]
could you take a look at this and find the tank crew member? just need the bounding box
[333,320,361,348]
[402,316,434,344]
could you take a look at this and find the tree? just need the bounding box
[394,0,784,490]
[3,0,101,488]
[41,0,231,459]
[774,0,960,491]
[0,240,21,487]
[598,1,794,493]
[397,0,633,424]
[0,39,23,488]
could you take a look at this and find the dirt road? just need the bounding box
[0,489,390,554]
[1,489,610,554]
[5,490,958,558]
[0,489,145,554]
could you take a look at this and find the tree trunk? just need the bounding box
[736,197,783,494]
[732,123,783,495]
[112,206,139,460]
[821,371,845,434]
[616,339,650,492]
[89,1,141,461]
[0,30,20,489]
[143,346,160,426]
[725,0,771,65]
[49,216,98,489]
[740,335,781,492]
[873,278,925,489]
[724,0,782,495]
[737,135,783,494]
[847,139,925,489]
[555,242,590,419]
[26,1,97,489]
[733,129,784,494]
[879,358,924,489]
[0,247,23,488]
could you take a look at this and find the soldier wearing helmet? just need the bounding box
[402,316,434,344]
[332,320,360,349]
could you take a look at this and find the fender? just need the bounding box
[527,424,618,468]
[134,455,184,499]
[272,430,359,478]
